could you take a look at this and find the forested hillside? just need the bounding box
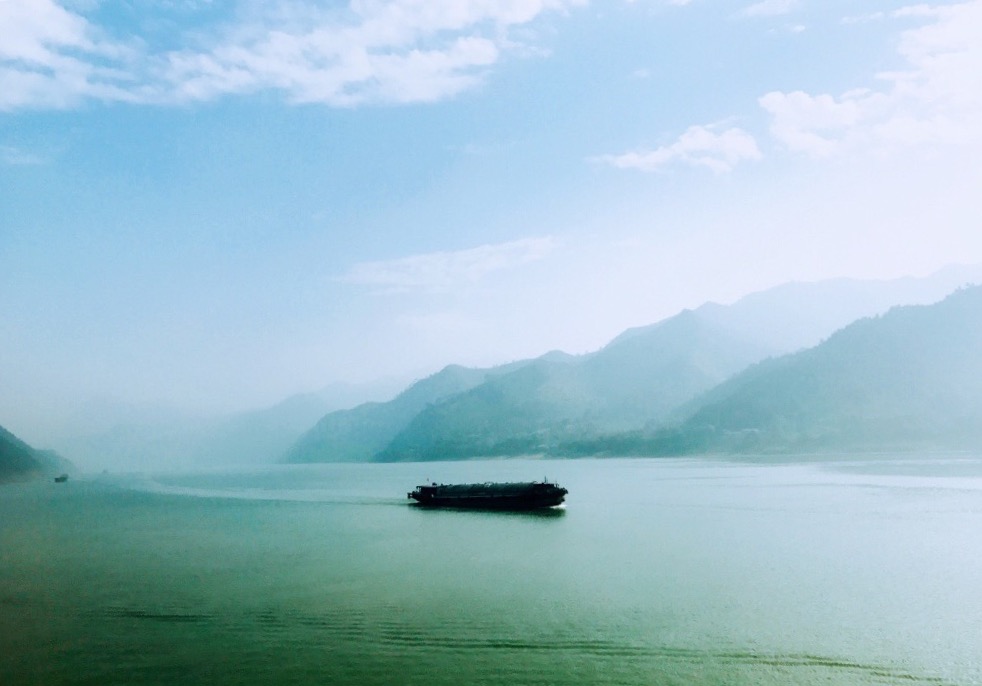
[656,285,982,454]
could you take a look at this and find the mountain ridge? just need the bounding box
[0,425,72,483]
[289,266,982,463]
[659,284,982,454]
[375,309,771,461]
[285,361,533,463]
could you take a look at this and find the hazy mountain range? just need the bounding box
[7,265,980,474]
[286,362,530,463]
[45,378,405,472]
[287,264,982,463]
[370,311,770,462]
[654,284,982,455]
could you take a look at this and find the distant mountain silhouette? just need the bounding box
[644,284,982,454]
[0,425,71,483]
[286,362,529,463]
[24,266,976,469]
[691,263,982,354]
[376,310,769,461]
[49,378,405,471]
[288,267,982,463]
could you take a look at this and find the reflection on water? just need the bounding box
[2,457,981,686]
[409,503,567,518]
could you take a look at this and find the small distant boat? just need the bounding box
[54,474,69,483]
[408,481,567,510]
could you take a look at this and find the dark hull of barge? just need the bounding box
[408,482,567,510]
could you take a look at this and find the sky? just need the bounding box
[2,0,982,442]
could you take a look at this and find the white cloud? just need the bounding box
[160,0,524,106]
[0,0,139,110]
[741,0,799,18]
[595,125,762,174]
[761,0,982,157]
[338,236,557,292]
[0,0,582,110]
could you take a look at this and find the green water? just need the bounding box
[2,457,981,685]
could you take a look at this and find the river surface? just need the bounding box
[2,456,981,685]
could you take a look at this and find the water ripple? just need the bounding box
[99,606,215,623]
[86,603,954,684]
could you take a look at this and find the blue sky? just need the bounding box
[2,0,982,440]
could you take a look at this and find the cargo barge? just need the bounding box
[407,481,567,510]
